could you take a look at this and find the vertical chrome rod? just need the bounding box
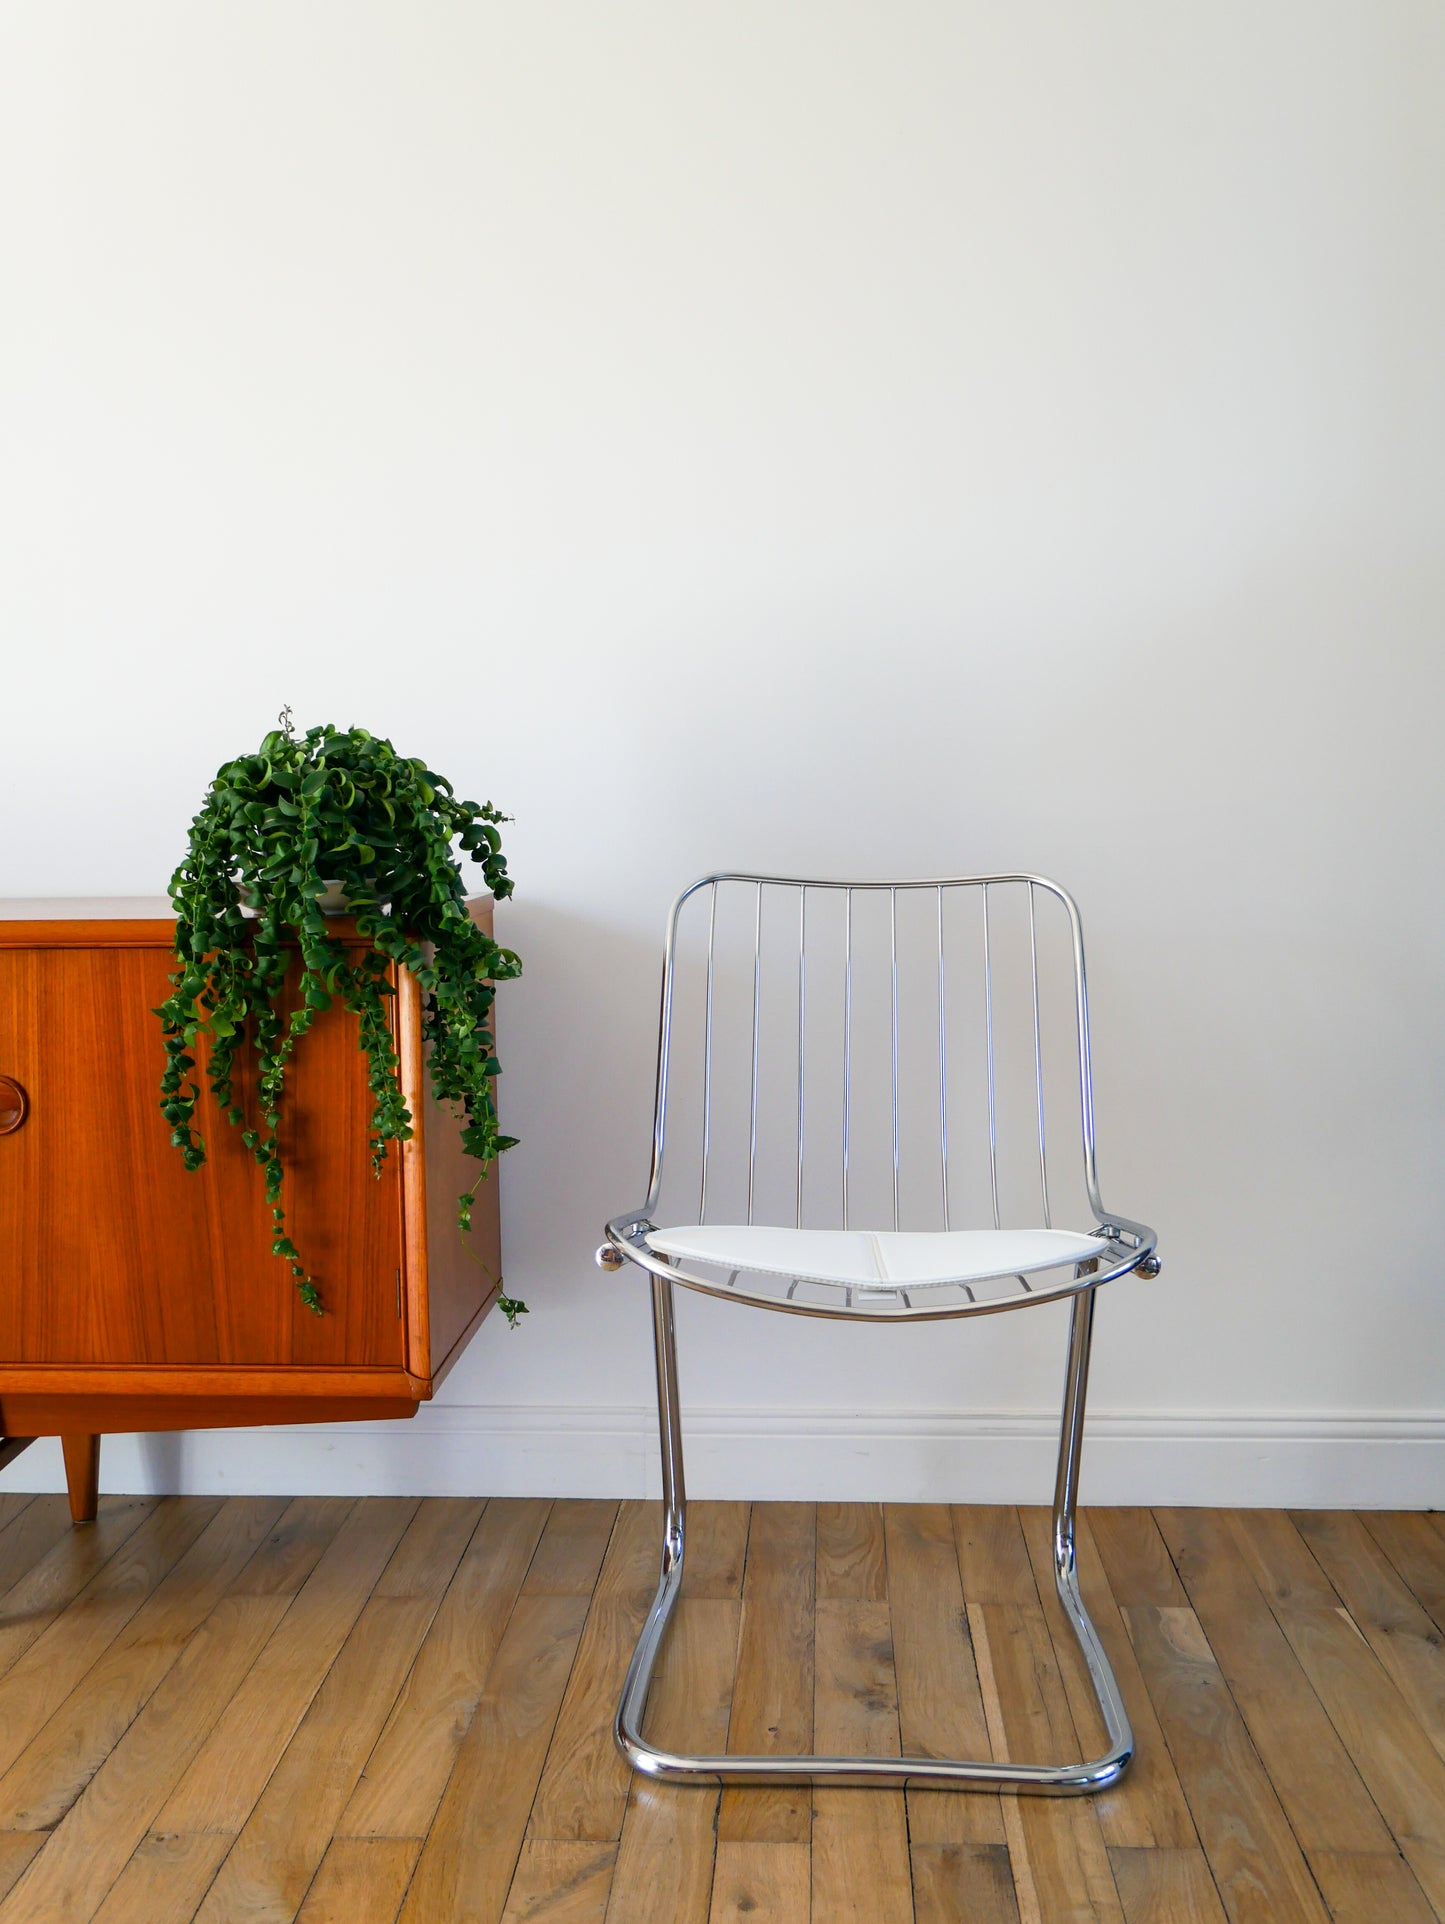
[1049,1280,1132,1767]
[652,1271,686,1572]
[843,887,853,1230]
[1069,900,1103,1221]
[1053,1285,1096,1536]
[699,884,718,1223]
[796,885,806,1228]
[937,884,950,1230]
[613,1267,688,1765]
[747,881,762,1225]
[983,883,1000,1228]
[1029,882,1051,1228]
[890,885,900,1231]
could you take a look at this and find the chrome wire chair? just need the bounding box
[598,873,1160,1795]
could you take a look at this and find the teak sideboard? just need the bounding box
[0,899,504,1521]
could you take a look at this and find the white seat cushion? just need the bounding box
[646,1223,1105,1289]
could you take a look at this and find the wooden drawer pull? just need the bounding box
[0,1077,28,1134]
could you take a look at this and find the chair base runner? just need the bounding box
[613,1270,1135,1797]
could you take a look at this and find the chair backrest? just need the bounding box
[643,873,1107,1235]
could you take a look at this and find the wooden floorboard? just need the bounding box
[340,1496,551,1842]
[91,1835,233,1924]
[0,1495,223,1791]
[0,1496,158,1679]
[1229,1508,1445,1920]
[811,1597,910,1923]
[885,1501,1005,1849]
[0,1497,285,1835]
[1360,1511,1445,1635]
[1153,1506,1396,1855]
[0,1497,1441,1922]
[1019,1507,1198,1852]
[1289,1509,1445,1764]
[717,1501,815,1848]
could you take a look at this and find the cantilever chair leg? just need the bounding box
[614,1272,1135,1795]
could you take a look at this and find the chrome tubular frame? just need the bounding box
[606,872,1156,1795]
[613,1269,1131,1793]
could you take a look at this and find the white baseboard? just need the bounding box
[4,1405,1442,1509]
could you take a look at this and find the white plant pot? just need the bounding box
[237,879,359,918]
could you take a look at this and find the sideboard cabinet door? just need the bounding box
[0,900,502,1510]
[0,935,405,1370]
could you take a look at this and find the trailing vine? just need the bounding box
[156,715,525,1323]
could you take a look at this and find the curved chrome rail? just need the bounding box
[602,1210,1158,1324]
[610,1263,1137,1795]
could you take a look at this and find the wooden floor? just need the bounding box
[0,1498,1440,1922]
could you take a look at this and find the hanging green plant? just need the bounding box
[156,713,525,1324]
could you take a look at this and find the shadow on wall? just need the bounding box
[485,893,667,1288]
[138,1431,186,1494]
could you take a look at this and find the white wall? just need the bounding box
[3,2,1442,1505]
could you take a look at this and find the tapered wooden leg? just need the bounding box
[61,1433,100,1523]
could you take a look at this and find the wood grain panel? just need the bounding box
[1361,1512,1445,1636]
[0,1377,423,1434]
[400,1594,590,1924]
[194,1578,453,1922]
[884,1503,1004,1849]
[817,1501,887,1600]
[1088,1512,1188,1608]
[0,1496,156,1674]
[89,1834,233,1924]
[973,1600,1125,1923]
[528,1503,659,1845]
[1306,1849,1439,1924]
[0,1494,90,1591]
[680,1501,750,1601]
[1119,1603,1330,1924]
[1018,1508,1197,1851]
[717,1502,815,1846]
[0,1497,1441,1920]
[342,1497,552,1840]
[157,1497,413,1834]
[0,1594,290,1924]
[0,1495,223,1788]
[954,1504,1037,1604]
[708,1843,811,1923]
[812,1599,911,1924]
[523,1501,619,1599]
[0,903,503,1453]
[1107,1847,1227,1924]
[1153,1507,1392,1853]
[1290,1509,1445,1763]
[0,1837,44,1908]
[1228,1508,1445,1918]
[295,1837,421,1924]
[0,940,405,1369]
[911,1842,1021,1924]
[501,1842,616,1923]
[604,1599,740,1922]
[0,1497,287,1831]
